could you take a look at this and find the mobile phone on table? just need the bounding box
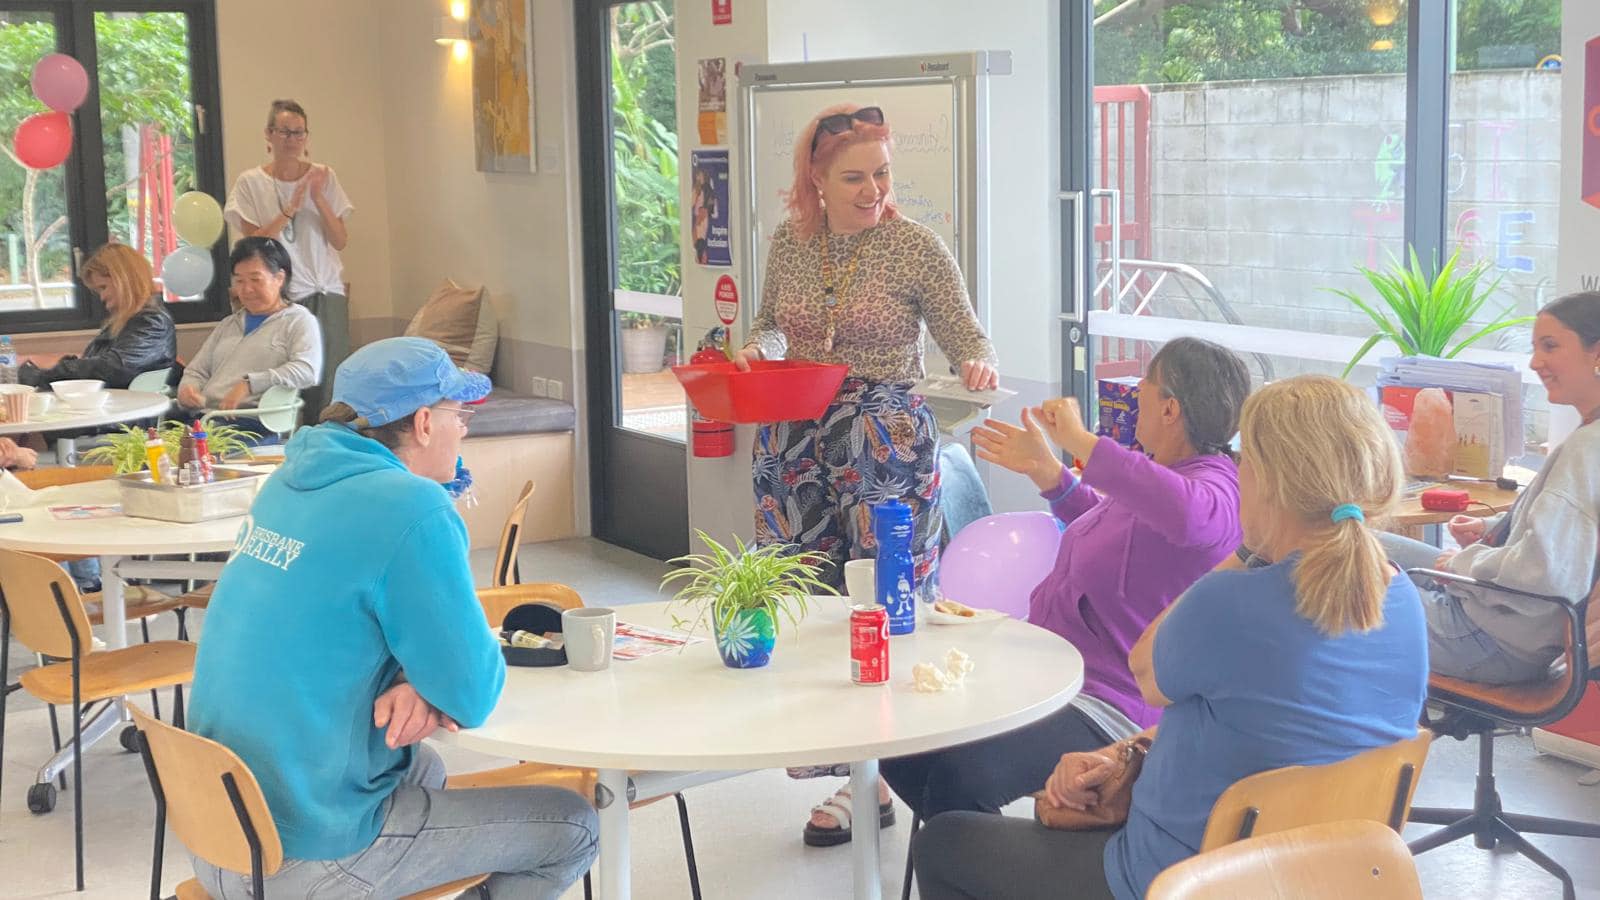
[0,513,22,524]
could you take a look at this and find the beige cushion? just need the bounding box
[404,280,498,374]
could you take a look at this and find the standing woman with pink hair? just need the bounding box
[732,103,999,846]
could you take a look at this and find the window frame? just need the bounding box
[1,0,228,334]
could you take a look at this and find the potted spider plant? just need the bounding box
[81,421,255,474]
[661,531,835,669]
[1331,247,1532,377]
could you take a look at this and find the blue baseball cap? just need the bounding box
[332,337,492,427]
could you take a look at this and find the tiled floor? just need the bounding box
[3,538,1599,898]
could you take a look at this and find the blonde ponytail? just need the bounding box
[1238,376,1405,636]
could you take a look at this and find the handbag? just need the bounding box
[1031,735,1153,830]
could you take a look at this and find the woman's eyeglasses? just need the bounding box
[272,128,309,140]
[810,107,885,153]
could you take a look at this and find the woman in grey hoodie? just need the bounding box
[1382,291,1600,684]
[177,237,322,424]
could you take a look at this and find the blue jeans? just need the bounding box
[1378,532,1551,685]
[191,744,598,899]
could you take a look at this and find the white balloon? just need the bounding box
[160,247,215,298]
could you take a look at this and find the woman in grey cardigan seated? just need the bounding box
[1380,291,1600,685]
[177,237,322,434]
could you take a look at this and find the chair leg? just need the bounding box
[71,659,84,891]
[46,705,68,789]
[902,814,922,900]
[674,792,702,900]
[1491,817,1577,900]
[583,872,593,900]
[175,607,189,642]
[1499,812,1600,840]
[172,684,185,731]
[1407,810,1478,855]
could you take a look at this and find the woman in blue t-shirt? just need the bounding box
[912,375,1429,900]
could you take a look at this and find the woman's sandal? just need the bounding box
[802,784,895,847]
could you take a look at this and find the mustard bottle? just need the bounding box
[144,427,167,483]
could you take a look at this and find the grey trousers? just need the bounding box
[293,291,349,423]
[913,811,1117,900]
[192,744,598,899]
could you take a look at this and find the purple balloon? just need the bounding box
[32,53,89,113]
[938,511,1062,620]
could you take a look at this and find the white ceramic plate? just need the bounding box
[927,605,1008,626]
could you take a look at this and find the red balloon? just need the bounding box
[13,112,72,170]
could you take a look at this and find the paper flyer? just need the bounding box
[690,150,732,267]
[613,621,705,661]
[696,57,727,144]
[49,505,122,520]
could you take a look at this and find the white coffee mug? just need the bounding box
[843,559,876,605]
[562,607,616,672]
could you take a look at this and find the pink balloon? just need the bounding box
[32,53,89,113]
[13,112,72,170]
[938,511,1063,620]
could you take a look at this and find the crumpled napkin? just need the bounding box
[0,469,38,512]
[912,648,976,693]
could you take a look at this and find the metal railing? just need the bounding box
[1093,256,1276,382]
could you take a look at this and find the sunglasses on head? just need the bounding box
[810,106,886,154]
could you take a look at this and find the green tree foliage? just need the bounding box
[1093,0,1559,86]
[611,0,681,305]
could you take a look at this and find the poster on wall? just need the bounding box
[697,58,728,144]
[712,0,732,26]
[691,150,732,267]
[470,0,536,174]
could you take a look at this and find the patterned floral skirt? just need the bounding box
[752,378,942,596]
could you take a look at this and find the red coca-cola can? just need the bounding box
[850,604,889,685]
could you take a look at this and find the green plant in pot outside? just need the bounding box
[661,531,835,669]
[82,421,255,474]
[1331,247,1532,377]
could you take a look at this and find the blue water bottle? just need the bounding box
[873,499,916,635]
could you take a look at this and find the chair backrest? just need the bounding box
[1199,731,1432,852]
[255,385,303,434]
[128,367,175,397]
[476,583,584,629]
[11,464,116,489]
[0,548,95,659]
[491,480,536,588]
[129,707,285,879]
[1147,820,1423,900]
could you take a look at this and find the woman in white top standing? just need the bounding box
[224,98,351,419]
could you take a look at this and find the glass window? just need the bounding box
[1,10,74,315]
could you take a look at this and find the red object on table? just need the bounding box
[1420,488,1472,512]
[672,360,848,424]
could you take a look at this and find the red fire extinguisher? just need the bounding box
[689,349,734,458]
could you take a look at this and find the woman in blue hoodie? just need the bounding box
[186,337,597,899]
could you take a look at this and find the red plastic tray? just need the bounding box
[671,360,849,424]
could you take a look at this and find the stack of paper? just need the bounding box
[1375,357,1522,478]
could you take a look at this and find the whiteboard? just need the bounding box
[748,81,961,292]
[739,53,1006,344]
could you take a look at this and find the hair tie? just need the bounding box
[1330,504,1364,524]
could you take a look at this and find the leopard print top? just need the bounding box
[745,215,996,384]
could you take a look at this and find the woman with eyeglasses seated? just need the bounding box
[224,98,352,416]
[913,375,1429,900]
[17,242,175,389]
[728,102,998,846]
[175,237,322,437]
[880,338,1249,828]
[1379,291,1600,685]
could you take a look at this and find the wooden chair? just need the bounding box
[1200,731,1432,851]
[491,480,536,588]
[1404,568,1600,900]
[1147,820,1423,900]
[448,584,703,900]
[130,709,487,900]
[0,548,197,892]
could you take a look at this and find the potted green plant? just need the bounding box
[82,421,255,474]
[1331,248,1532,376]
[660,531,835,669]
[619,312,671,374]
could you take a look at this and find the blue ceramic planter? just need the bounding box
[716,607,776,668]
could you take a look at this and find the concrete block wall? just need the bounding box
[1115,69,1560,339]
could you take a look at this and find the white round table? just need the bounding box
[0,389,171,436]
[0,478,244,788]
[437,598,1084,900]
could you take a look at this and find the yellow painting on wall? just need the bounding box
[470,0,536,173]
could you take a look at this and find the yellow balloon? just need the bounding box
[173,191,224,247]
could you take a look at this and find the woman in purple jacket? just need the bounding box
[880,337,1250,820]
